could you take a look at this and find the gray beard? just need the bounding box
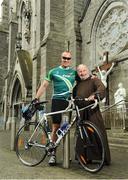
[80,74,90,80]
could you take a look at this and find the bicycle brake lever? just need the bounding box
[91,99,98,109]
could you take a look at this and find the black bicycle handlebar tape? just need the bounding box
[75,96,85,101]
[31,98,39,105]
[36,101,49,105]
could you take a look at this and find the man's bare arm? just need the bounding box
[35,80,49,99]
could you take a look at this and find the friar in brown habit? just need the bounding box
[73,64,111,165]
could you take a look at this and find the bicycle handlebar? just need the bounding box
[35,100,49,106]
[91,99,98,109]
[73,97,98,109]
[80,98,98,109]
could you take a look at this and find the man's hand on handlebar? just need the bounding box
[87,95,95,101]
[31,98,39,105]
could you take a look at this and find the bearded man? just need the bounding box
[73,64,111,165]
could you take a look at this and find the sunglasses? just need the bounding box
[62,56,71,60]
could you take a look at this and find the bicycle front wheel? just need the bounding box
[75,121,105,173]
[15,121,48,166]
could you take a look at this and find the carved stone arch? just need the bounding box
[18,0,32,43]
[9,71,26,107]
[18,0,25,15]
[90,0,128,66]
[17,0,25,32]
[9,72,27,122]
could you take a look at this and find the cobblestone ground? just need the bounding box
[0,130,128,179]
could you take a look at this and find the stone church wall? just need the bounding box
[1,0,128,130]
[40,0,65,103]
[80,0,128,104]
[0,30,8,100]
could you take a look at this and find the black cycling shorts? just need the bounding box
[51,99,69,124]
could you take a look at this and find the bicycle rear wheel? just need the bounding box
[15,121,48,166]
[75,121,105,173]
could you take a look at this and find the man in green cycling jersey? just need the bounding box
[34,51,77,165]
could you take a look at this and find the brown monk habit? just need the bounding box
[73,76,111,165]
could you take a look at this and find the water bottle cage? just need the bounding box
[56,127,68,137]
[56,129,65,136]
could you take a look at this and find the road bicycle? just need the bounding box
[15,94,105,173]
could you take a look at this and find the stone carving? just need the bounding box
[114,82,126,113]
[16,32,22,50]
[23,0,32,42]
[97,62,114,88]
[97,6,128,57]
[97,62,114,104]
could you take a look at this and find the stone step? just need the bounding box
[109,143,128,152]
[109,142,128,149]
[108,137,128,144]
[108,131,128,151]
[108,132,128,137]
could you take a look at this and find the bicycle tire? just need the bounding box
[15,121,48,166]
[75,121,105,173]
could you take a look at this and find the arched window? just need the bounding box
[97,5,128,61]
[91,0,128,65]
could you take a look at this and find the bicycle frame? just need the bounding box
[27,105,76,148]
[16,93,106,173]
[27,97,97,150]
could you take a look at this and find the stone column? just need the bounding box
[10,105,16,151]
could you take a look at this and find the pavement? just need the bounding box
[0,129,128,179]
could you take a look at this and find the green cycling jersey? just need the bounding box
[45,66,76,100]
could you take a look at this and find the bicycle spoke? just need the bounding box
[15,122,48,166]
[75,121,105,173]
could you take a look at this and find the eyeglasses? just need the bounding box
[62,56,71,60]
